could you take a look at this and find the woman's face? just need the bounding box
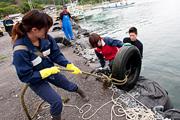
[36,27,46,38]
[32,27,49,39]
[97,40,102,47]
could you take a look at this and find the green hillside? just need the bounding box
[0,1,43,19]
[0,0,103,19]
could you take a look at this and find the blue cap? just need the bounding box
[63,5,67,8]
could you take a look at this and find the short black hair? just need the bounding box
[4,14,8,17]
[129,27,137,34]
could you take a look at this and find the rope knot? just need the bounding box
[101,74,112,89]
[101,74,128,90]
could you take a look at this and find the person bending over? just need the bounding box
[123,27,143,58]
[12,9,89,120]
[89,33,124,70]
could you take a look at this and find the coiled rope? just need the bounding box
[21,68,133,120]
[63,86,155,120]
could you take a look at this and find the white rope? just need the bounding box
[63,99,113,119]
[63,86,156,120]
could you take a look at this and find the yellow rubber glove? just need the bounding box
[66,63,82,74]
[39,66,60,79]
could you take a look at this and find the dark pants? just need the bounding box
[7,31,12,37]
[109,58,115,71]
[29,72,78,116]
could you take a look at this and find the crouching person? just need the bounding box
[89,33,124,70]
[12,9,89,120]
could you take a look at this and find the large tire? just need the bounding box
[53,22,60,26]
[0,32,3,36]
[112,45,141,91]
[54,37,72,46]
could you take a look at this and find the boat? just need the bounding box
[70,8,84,21]
[101,1,135,9]
[67,2,85,21]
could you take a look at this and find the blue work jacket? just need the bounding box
[13,34,71,84]
[3,19,14,31]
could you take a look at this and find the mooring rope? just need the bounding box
[21,68,131,120]
[56,68,128,89]
[63,86,156,120]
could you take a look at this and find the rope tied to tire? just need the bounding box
[101,74,128,89]
[21,68,128,120]
[58,68,128,89]
[55,68,128,89]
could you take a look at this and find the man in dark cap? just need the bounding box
[59,5,74,40]
[3,14,14,37]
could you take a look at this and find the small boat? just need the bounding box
[101,1,135,9]
[67,2,85,21]
[71,9,84,21]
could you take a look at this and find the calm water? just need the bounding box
[79,0,180,108]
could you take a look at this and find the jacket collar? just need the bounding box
[22,34,49,53]
[101,39,105,46]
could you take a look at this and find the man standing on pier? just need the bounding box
[59,5,74,40]
[3,14,14,37]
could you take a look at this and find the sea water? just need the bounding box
[79,0,180,108]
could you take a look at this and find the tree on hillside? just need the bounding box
[0,2,10,8]
[4,4,23,14]
[0,0,13,3]
[14,0,21,4]
[20,2,30,13]
[32,0,44,4]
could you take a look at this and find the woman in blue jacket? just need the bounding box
[89,33,124,70]
[12,10,89,120]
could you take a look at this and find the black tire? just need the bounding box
[54,37,72,46]
[53,22,60,25]
[0,32,3,36]
[55,17,60,21]
[52,27,61,32]
[112,45,141,91]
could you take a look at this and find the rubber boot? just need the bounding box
[76,87,90,102]
[52,114,61,120]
